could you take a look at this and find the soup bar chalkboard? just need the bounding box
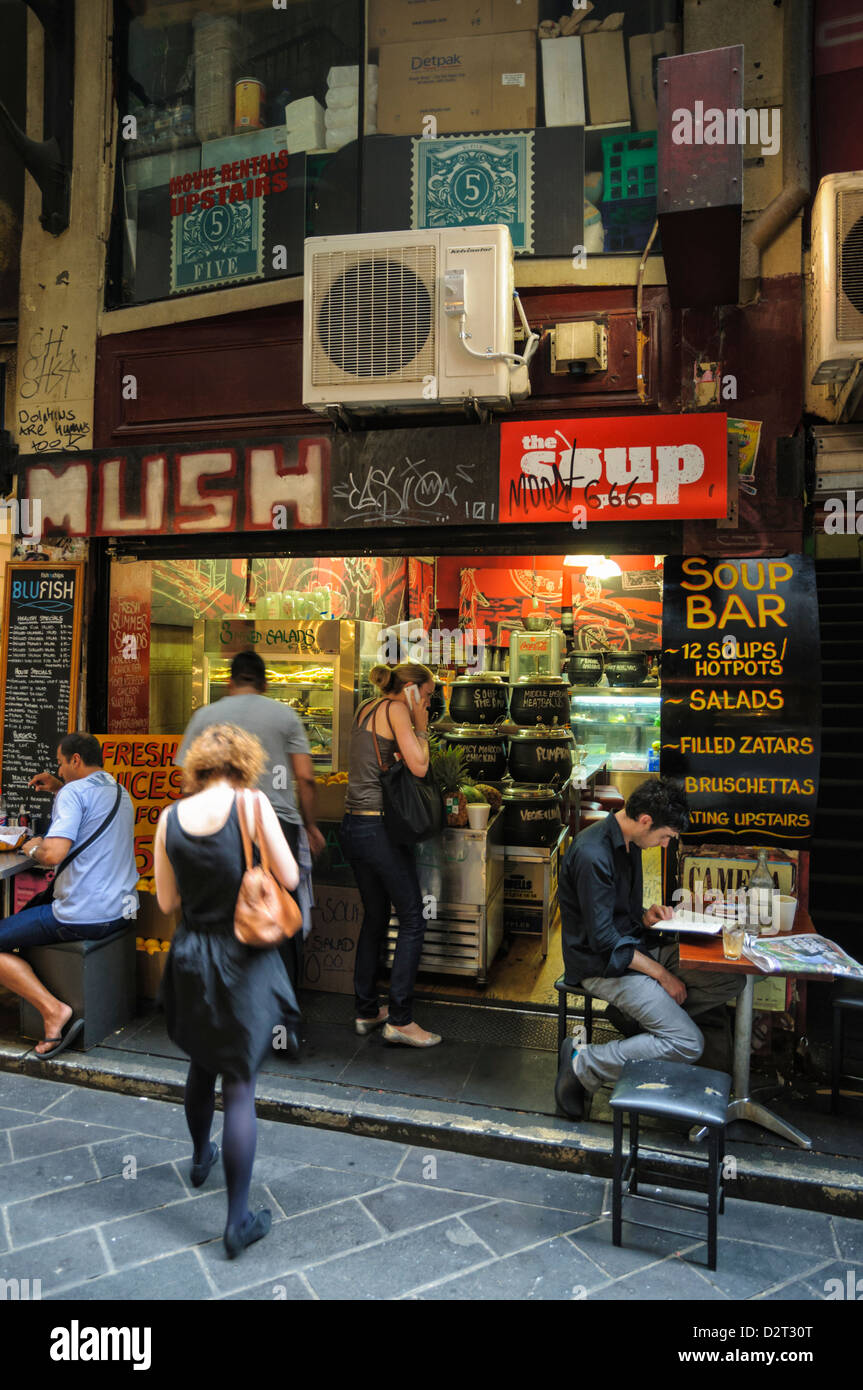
[0,565,84,825]
[661,556,820,850]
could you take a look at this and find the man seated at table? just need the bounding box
[0,733,138,1059]
[555,777,744,1120]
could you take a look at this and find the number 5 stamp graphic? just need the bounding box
[412,133,534,253]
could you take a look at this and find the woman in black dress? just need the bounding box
[154,724,299,1259]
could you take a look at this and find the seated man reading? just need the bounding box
[0,733,138,1058]
[555,777,744,1120]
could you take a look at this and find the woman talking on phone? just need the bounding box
[340,661,440,1048]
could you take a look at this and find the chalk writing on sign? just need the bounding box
[334,455,489,526]
[18,406,89,452]
[19,326,82,401]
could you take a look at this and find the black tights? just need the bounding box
[185,1061,258,1232]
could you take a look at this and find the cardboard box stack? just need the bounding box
[371,0,538,137]
[325,64,379,149]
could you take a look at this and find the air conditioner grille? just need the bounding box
[311,246,436,384]
[837,190,863,338]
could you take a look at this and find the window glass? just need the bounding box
[109,0,364,307]
[108,0,676,310]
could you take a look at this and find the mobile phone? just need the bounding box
[404,683,417,708]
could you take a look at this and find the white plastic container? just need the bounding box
[467,803,491,831]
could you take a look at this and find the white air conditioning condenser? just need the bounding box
[808,172,863,386]
[303,225,535,413]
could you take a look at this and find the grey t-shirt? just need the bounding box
[176,693,311,825]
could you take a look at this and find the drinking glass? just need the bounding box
[722,921,746,961]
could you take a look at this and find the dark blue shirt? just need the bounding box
[558,812,648,982]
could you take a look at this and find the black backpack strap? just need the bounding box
[51,779,123,882]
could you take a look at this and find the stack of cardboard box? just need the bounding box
[371,0,539,136]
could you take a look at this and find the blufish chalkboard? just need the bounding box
[661,555,821,849]
[0,564,84,825]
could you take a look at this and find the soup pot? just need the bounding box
[509,676,571,727]
[443,726,508,781]
[448,674,509,725]
[567,653,604,686]
[501,786,563,848]
[508,728,574,784]
[603,652,649,687]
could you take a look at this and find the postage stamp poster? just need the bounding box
[412,132,534,254]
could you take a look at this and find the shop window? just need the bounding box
[108,0,365,307]
[107,0,678,310]
[349,0,676,261]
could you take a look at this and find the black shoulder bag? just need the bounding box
[27,781,124,910]
[369,701,442,845]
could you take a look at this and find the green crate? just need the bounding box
[599,196,660,254]
[602,131,657,202]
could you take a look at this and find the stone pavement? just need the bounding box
[0,1071,860,1302]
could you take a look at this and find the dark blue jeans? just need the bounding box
[0,903,127,951]
[339,813,425,1027]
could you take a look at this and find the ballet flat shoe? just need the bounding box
[355,1013,389,1036]
[382,1022,442,1048]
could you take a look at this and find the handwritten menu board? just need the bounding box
[96,736,183,887]
[0,564,83,824]
[107,561,151,733]
[661,556,820,849]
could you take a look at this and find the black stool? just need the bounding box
[554,975,594,1051]
[832,986,863,1113]
[609,1058,731,1271]
[20,929,135,1052]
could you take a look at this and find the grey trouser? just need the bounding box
[574,942,745,1093]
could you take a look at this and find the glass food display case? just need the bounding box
[192,619,381,773]
[570,688,662,763]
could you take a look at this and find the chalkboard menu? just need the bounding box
[0,565,84,825]
[661,555,820,850]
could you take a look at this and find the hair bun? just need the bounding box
[369,663,395,692]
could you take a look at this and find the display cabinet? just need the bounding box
[570,687,661,762]
[192,618,381,773]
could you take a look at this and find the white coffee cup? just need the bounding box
[467,803,491,831]
[777,894,797,933]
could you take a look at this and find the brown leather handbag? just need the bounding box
[233,790,302,947]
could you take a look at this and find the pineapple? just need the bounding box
[431,745,471,827]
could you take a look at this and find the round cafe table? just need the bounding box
[677,910,824,1151]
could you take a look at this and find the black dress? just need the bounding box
[161,798,299,1080]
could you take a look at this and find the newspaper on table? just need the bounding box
[0,828,26,851]
[742,933,863,979]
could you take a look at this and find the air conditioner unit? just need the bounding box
[807,172,863,386]
[303,225,533,413]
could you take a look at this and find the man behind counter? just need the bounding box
[555,778,744,1120]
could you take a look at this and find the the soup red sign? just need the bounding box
[499,413,728,524]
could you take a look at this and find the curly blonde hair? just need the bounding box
[181,723,265,793]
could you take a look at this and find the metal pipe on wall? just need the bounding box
[739,0,813,302]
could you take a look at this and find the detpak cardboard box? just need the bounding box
[370,0,539,47]
[377,31,537,135]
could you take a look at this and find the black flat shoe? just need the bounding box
[555,1037,588,1120]
[190,1142,219,1189]
[224,1208,272,1260]
[283,1027,301,1060]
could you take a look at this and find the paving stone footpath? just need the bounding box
[0,1072,860,1302]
